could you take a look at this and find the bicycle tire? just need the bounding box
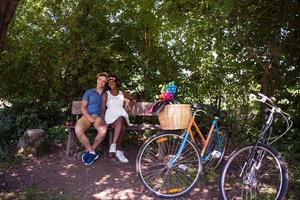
[203,127,229,170]
[219,143,288,200]
[136,131,203,198]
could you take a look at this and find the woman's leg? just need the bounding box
[116,122,127,150]
[111,117,129,162]
[110,117,127,150]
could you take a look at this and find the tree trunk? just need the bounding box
[261,62,274,97]
[261,62,275,134]
[0,0,20,53]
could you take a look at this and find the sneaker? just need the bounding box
[109,143,117,153]
[83,152,99,166]
[116,150,129,163]
[81,151,88,163]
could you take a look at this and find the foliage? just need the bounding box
[46,125,69,144]
[0,0,298,186]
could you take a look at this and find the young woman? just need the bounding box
[101,75,135,163]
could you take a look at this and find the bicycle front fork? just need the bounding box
[167,131,189,168]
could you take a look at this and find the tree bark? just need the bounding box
[0,0,20,52]
[261,62,274,97]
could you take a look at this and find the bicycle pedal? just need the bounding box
[178,164,188,171]
[212,150,221,158]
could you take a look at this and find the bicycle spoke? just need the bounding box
[137,133,202,198]
[221,144,286,200]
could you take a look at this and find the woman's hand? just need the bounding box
[124,98,135,113]
[128,99,136,109]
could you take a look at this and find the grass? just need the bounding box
[0,187,76,200]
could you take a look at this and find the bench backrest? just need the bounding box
[71,101,157,116]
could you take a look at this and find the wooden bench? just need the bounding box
[64,101,162,156]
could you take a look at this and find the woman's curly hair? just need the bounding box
[107,74,121,88]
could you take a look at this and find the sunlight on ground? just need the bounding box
[119,171,133,179]
[94,174,111,185]
[10,172,19,177]
[203,188,209,193]
[63,164,76,169]
[25,166,34,171]
[93,188,136,199]
[0,192,17,199]
[59,171,67,176]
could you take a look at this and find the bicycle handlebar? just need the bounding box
[250,91,290,117]
[250,91,293,144]
[251,91,275,105]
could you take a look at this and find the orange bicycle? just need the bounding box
[136,103,229,198]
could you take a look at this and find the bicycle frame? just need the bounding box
[240,101,283,177]
[187,114,221,157]
[167,109,222,167]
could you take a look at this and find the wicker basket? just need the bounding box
[158,104,192,130]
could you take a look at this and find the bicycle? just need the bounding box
[136,103,229,198]
[219,92,293,200]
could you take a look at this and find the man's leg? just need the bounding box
[92,117,107,151]
[75,116,93,152]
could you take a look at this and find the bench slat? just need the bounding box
[64,123,161,131]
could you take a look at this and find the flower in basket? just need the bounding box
[148,81,178,114]
[159,81,177,100]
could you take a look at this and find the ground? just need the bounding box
[0,146,220,200]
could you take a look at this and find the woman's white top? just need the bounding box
[105,90,129,125]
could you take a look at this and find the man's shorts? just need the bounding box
[76,115,103,131]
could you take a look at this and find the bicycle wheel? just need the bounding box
[136,131,203,198]
[203,127,229,170]
[220,143,288,200]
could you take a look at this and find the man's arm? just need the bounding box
[81,100,95,123]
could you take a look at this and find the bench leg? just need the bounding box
[108,129,114,158]
[66,129,75,156]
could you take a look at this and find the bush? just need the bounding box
[0,100,69,161]
[46,126,69,144]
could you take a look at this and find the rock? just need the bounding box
[17,129,45,156]
[17,129,44,149]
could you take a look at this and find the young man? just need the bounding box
[75,72,108,165]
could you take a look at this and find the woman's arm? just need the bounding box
[101,93,108,124]
[124,92,136,102]
[124,92,136,112]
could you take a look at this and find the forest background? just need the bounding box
[0,0,299,199]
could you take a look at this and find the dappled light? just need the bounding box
[94,174,111,185]
[10,172,19,177]
[93,188,136,199]
[1,147,221,199]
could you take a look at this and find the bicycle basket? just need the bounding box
[158,104,192,130]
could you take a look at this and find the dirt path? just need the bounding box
[0,147,220,200]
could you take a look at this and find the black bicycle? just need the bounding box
[219,92,293,200]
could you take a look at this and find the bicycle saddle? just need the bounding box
[192,103,203,110]
[212,110,227,119]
